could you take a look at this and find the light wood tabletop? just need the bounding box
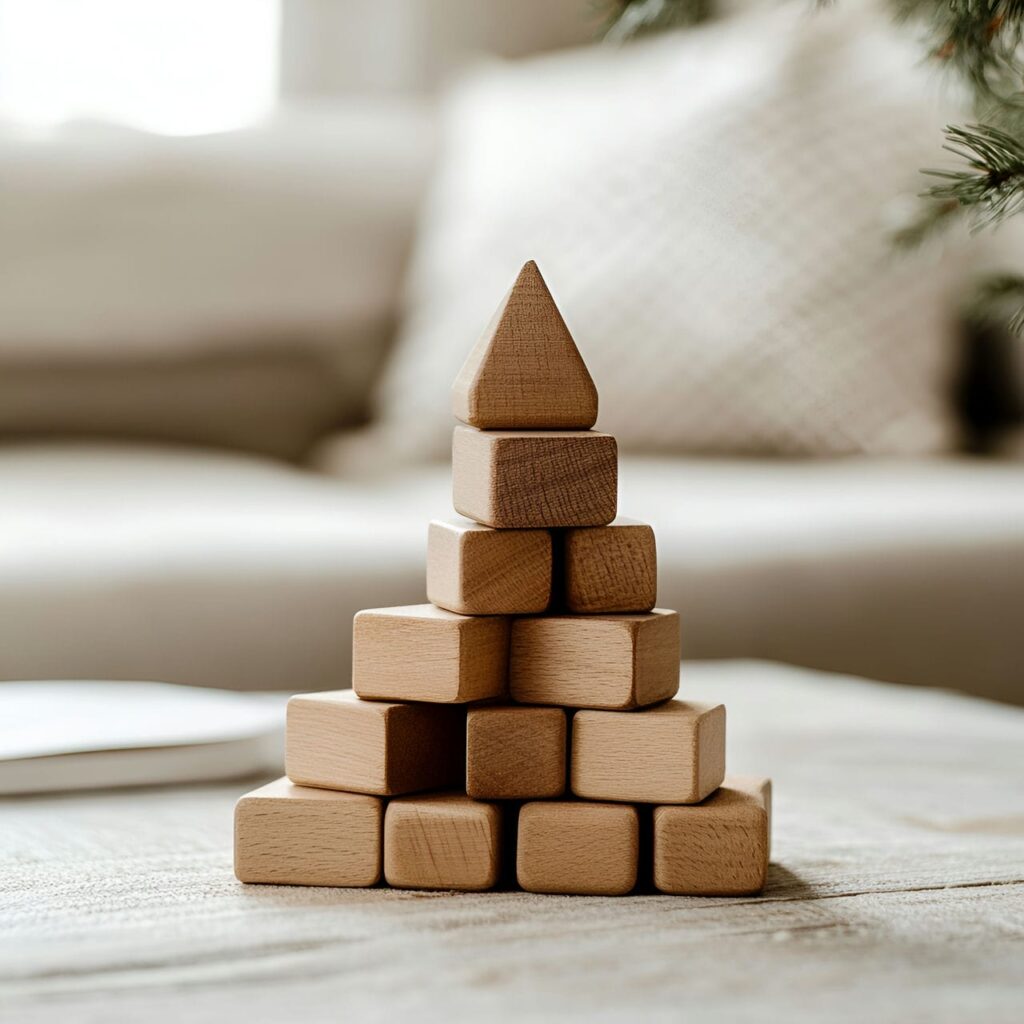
[2,661,1022,1023]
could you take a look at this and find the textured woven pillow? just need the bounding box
[366,2,972,460]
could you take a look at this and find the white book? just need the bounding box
[0,680,287,794]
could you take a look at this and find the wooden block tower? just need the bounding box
[235,261,773,897]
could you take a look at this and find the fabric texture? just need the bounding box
[0,102,435,457]
[365,2,974,461]
[3,442,1023,702]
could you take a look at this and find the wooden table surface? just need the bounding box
[2,661,1022,1023]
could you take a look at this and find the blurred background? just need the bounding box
[2,0,1023,728]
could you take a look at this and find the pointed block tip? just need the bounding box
[452,264,598,430]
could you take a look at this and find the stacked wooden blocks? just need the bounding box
[235,261,772,897]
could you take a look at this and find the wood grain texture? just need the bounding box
[452,425,617,529]
[466,706,566,800]
[353,603,509,703]
[426,517,551,616]
[451,260,598,430]
[509,609,680,709]
[571,699,725,804]
[653,774,772,896]
[562,517,657,614]
[6,663,1024,1023]
[285,689,464,796]
[234,777,381,887]
[517,800,639,896]
[384,791,501,892]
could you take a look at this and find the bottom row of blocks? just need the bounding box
[235,775,771,896]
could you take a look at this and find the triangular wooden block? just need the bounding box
[452,261,599,429]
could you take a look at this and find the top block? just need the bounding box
[452,260,598,430]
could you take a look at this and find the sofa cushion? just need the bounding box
[364,2,974,465]
[0,103,434,457]
[1,443,1021,704]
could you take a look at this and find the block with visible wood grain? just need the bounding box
[427,517,551,616]
[353,603,509,703]
[452,260,598,431]
[234,777,382,887]
[516,800,639,896]
[572,699,725,804]
[509,609,679,709]
[384,791,502,892]
[285,689,464,796]
[562,517,657,614]
[452,425,617,529]
[653,775,772,896]
[466,705,566,800]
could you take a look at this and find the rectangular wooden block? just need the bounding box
[572,700,725,804]
[286,689,464,796]
[562,517,657,614]
[509,609,680,709]
[353,603,509,703]
[452,424,617,529]
[234,777,382,887]
[427,517,552,616]
[653,775,772,896]
[517,800,639,896]
[466,705,566,800]
[384,791,502,892]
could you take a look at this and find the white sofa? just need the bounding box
[3,441,1022,703]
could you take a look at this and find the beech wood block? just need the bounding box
[653,775,772,896]
[509,609,680,709]
[353,604,509,703]
[452,260,598,430]
[563,518,657,614]
[452,425,617,529]
[234,777,382,887]
[571,699,725,804]
[286,690,464,796]
[466,705,566,800]
[384,791,502,892]
[427,517,552,616]
[517,801,639,896]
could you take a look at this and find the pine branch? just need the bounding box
[599,0,713,43]
[968,271,1024,333]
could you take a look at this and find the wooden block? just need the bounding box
[427,517,552,616]
[509,609,679,709]
[384,791,502,891]
[234,777,382,887]
[452,425,617,529]
[286,690,464,796]
[353,603,509,703]
[653,775,772,896]
[466,706,566,800]
[571,699,725,804]
[452,260,598,430]
[516,801,639,896]
[562,517,657,614]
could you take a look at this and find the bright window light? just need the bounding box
[0,0,279,135]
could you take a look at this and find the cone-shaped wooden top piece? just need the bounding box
[452,261,598,430]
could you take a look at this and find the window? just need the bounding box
[0,0,279,135]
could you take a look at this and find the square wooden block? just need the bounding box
[653,775,772,896]
[509,609,680,709]
[452,425,617,529]
[466,706,566,799]
[427,517,552,616]
[562,518,657,614]
[572,700,725,804]
[517,801,639,896]
[353,603,509,703]
[234,777,382,887]
[286,690,464,796]
[384,792,502,891]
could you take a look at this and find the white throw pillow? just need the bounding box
[367,2,973,460]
